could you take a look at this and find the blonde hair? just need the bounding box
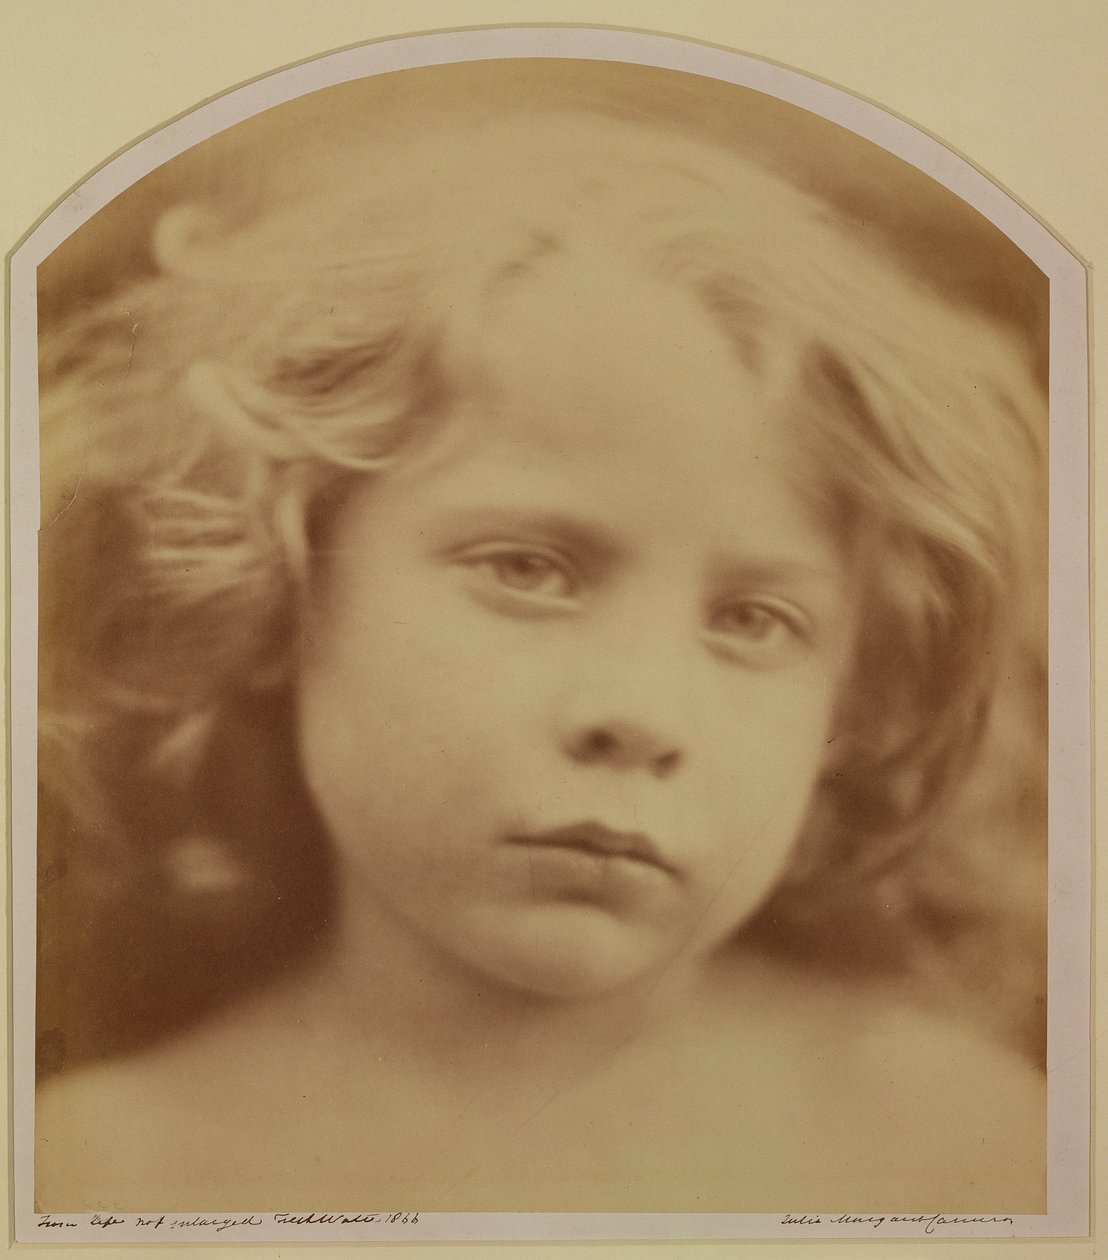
[39,104,1047,1056]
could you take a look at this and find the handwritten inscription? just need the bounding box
[780,1212,1016,1235]
[36,1209,1016,1240]
[35,1210,420,1234]
[91,1213,125,1228]
[275,1212,419,1226]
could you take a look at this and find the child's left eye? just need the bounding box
[706,599,808,660]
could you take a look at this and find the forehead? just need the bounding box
[468,246,798,464]
[388,248,841,569]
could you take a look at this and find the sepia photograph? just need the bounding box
[8,23,1091,1245]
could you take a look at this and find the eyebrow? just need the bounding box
[428,503,844,591]
[707,555,846,593]
[424,505,625,564]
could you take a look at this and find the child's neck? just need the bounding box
[290,885,700,1095]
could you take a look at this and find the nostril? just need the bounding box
[653,749,682,778]
[581,728,618,758]
[569,723,683,775]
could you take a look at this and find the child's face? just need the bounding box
[297,250,856,1000]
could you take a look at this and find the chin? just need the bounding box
[454,904,676,1002]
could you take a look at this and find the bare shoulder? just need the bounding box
[35,1011,284,1212]
[33,988,421,1212]
[850,994,1044,1107]
[36,1054,184,1212]
[842,995,1045,1205]
[684,954,1046,1212]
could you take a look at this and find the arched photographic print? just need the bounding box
[9,28,1089,1245]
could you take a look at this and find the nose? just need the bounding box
[555,632,690,778]
[563,719,684,779]
[551,594,695,779]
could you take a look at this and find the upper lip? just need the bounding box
[508,822,677,875]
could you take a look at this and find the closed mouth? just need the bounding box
[507,822,677,875]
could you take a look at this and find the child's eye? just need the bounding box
[459,545,578,603]
[706,598,808,664]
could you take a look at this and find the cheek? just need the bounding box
[294,593,529,842]
[690,726,832,949]
[692,669,840,884]
[714,666,840,792]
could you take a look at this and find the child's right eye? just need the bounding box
[457,544,579,605]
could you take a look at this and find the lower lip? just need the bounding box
[505,841,670,909]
